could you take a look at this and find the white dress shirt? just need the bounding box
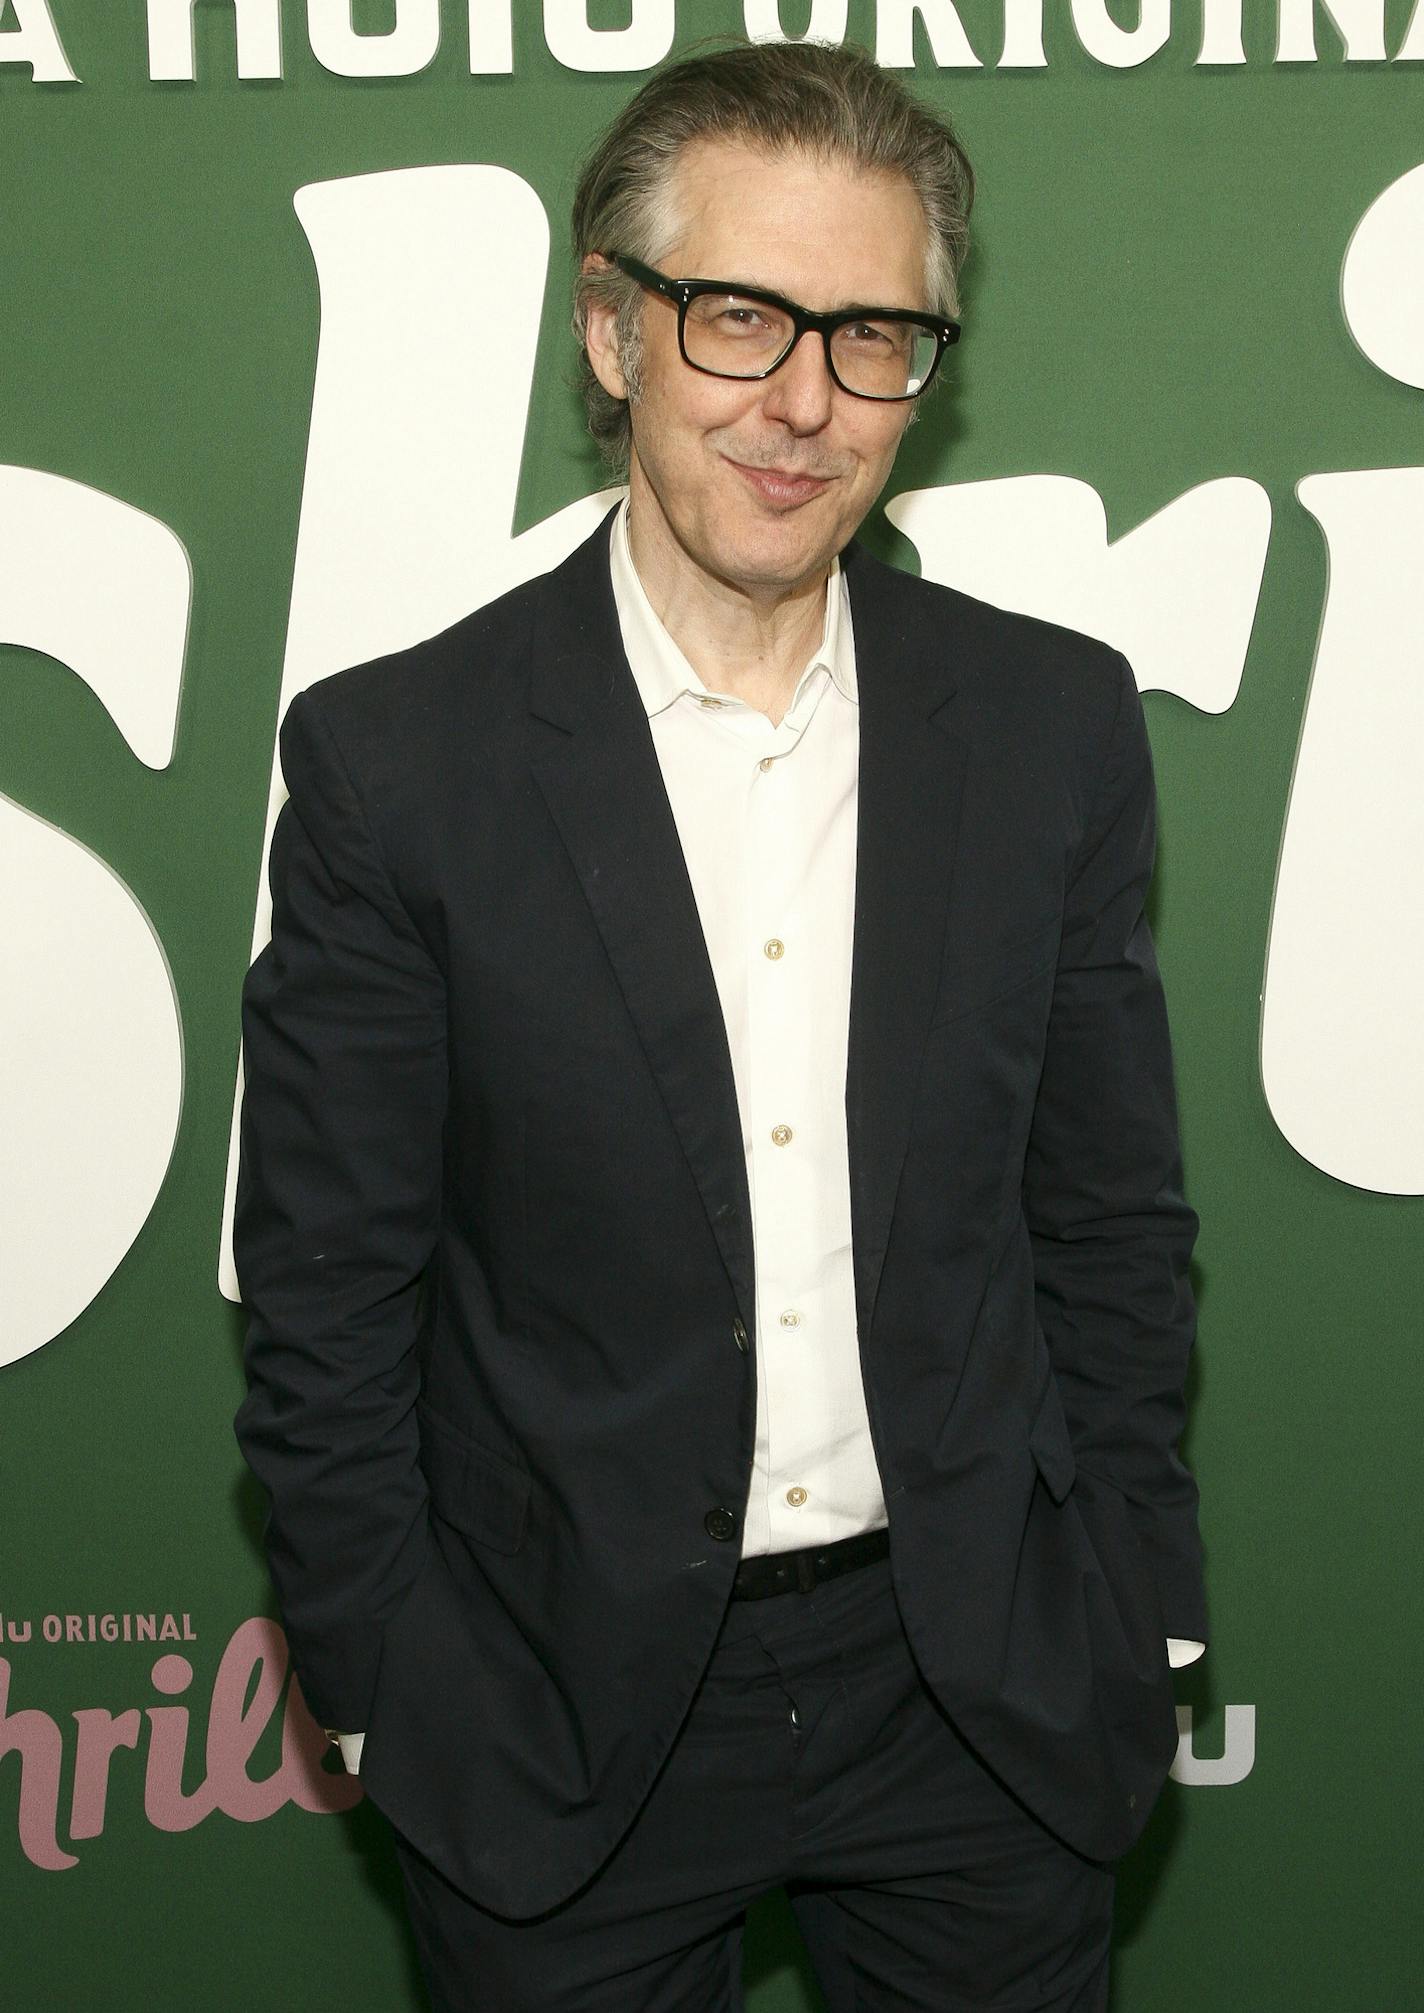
[610,500,886,1558]
[334,508,1201,1773]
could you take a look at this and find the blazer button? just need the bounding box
[705,1507,738,1542]
[732,1317,749,1353]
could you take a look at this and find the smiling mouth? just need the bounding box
[726,459,836,507]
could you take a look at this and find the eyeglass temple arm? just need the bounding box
[608,253,676,299]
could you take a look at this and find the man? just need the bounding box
[234,38,1206,2012]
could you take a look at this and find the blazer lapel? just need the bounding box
[841,545,969,1347]
[526,514,757,1331]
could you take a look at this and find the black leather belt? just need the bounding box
[730,1526,890,1600]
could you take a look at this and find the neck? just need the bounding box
[625,483,829,727]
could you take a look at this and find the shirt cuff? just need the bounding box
[335,1731,366,1775]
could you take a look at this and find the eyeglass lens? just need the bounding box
[683,292,939,398]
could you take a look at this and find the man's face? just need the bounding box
[589,140,932,603]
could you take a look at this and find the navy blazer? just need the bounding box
[234,509,1205,1918]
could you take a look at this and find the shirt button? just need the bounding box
[779,1310,802,1329]
[770,1124,793,1147]
[763,938,785,961]
[698,695,725,709]
[786,1487,808,1508]
[758,756,774,770]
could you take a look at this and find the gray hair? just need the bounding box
[570,39,975,471]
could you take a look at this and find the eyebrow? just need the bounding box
[704,275,923,315]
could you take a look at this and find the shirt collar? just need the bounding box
[608,495,858,720]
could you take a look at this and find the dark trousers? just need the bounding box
[392,1551,1116,2010]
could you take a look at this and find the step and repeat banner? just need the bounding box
[2,4,1420,2007]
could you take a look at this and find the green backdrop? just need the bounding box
[3,3,1421,2007]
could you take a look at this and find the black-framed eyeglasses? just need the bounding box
[608,254,959,403]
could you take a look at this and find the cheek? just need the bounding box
[854,412,911,469]
[640,381,752,453]
[700,385,784,441]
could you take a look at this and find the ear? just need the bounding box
[581,253,629,403]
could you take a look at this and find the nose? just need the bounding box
[759,328,836,434]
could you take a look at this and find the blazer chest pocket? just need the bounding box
[928,921,1059,1030]
[417,1400,530,1555]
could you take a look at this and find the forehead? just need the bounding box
[661,138,930,311]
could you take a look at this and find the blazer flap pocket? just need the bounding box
[417,1401,530,1555]
[1027,1377,1078,1505]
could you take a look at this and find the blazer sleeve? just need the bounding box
[1022,654,1207,1644]
[232,684,446,1732]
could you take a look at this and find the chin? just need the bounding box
[709,517,835,584]
[716,542,824,592]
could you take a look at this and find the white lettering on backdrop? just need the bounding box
[1069,0,1172,69]
[999,0,1048,67]
[1260,164,1424,1196]
[745,0,851,48]
[1276,0,1390,62]
[147,0,283,80]
[886,475,1270,714]
[306,0,441,78]
[1170,1704,1257,1786]
[1197,0,1247,63]
[872,0,980,69]
[0,473,187,1367]
[7,2,1424,81]
[0,0,78,80]
[543,0,676,72]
